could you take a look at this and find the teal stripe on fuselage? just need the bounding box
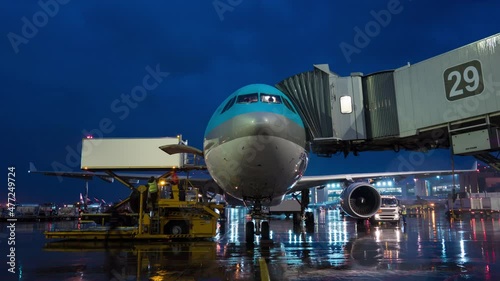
[204,84,304,137]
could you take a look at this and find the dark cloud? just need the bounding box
[0,0,494,203]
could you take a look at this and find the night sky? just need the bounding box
[1,0,498,204]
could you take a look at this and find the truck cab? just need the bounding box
[370,196,401,226]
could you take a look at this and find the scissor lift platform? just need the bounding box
[44,184,225,241]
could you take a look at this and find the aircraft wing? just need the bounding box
[28,162,212,186]
[288,161,478,194]
[29,168,145,184]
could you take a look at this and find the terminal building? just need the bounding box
[308,163,500,206]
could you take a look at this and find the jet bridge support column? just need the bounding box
[414,179,428,197]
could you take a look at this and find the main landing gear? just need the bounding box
[292,189,314,229]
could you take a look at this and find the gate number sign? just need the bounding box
[444,60,484,101]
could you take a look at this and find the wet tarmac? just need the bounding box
[1,207,500,280]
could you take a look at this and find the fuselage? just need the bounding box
[203,84,308,206]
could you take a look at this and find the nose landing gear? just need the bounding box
[245,200,271,244]
[245,219,271,243]
[245,221,255,243]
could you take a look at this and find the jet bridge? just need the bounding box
[277,33,500,168]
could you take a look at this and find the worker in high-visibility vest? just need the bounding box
[147,176,158,210]
[401,205,407,224]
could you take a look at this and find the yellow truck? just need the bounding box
[45,183,225,240]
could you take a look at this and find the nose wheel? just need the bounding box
[245,200,272,243]
[261,221,270,240]
[244,199,273,244]
[246,220,271,243]
[245,221,255,243]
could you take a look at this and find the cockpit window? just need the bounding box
[261,94,282,104]
[236,93,259,104]
[220,96,236,114]
[283,98,297,113]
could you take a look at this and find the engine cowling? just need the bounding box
[339,182,381,219]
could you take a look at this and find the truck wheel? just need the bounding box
[165,221,188,235]
[170,225,184,234]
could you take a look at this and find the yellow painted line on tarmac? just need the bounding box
[259,257,270,281]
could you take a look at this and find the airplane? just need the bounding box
[30,84,478,243]
[159,84,478,242]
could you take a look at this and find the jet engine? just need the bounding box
[339,182,381,219]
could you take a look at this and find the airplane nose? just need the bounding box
[235,112,288,138]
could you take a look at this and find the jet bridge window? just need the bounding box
[340,96,353,114]
[261,94,282,104]
[236,93,259,104]
[220,96,236,114]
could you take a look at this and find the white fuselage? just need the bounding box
[203,84,308,207]
[204,135,308,206]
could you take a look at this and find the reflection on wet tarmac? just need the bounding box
[7,207,499,280]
